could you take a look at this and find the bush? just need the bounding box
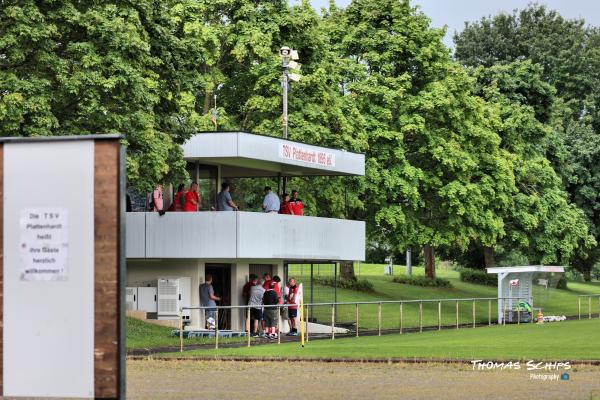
[392,275,452,288]
[459,268,497,286]
[313,276,374,292]
[556,276,568,290]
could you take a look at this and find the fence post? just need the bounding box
[419,301,423,333]
[488,299,491,326]
[247,307,251,347]
[502,299,506,325]
[278,308,282,345]
[306,304,309,342]
[598,296,600,319]
[472,299,476,328]
[578,297,581,320]
[455,300,459,329]
[215,308,219,350]
[589,297,592,320]
[356,303,359,338]
[399,303,403,334]
[517,306,520,325]
[331,304,335,340]
[179,309,183,353]
[378,302,382,336]
[438,301,441,331]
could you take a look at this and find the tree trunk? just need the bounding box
[424,245,435,279]
[483,246,496,268]
[339,261,355,280]
[203,91,211,114]
[584,269,591,282]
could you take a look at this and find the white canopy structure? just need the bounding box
[487,265,565,324]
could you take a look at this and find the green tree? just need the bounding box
[335,0,515,278]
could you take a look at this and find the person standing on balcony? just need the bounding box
[289,190,304,215]
[279,193,293,214]
[172,183,187,212]
[286,277,300,336]
[262,186,280,214]
[200,274,221,330]
[184,181,202,211]
[217,182,239,211]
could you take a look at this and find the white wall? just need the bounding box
[3,141,95,398]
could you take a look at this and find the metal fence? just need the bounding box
[578,294,600,320]
[176,296,536,352]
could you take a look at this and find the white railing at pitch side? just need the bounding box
[176,296,531,352]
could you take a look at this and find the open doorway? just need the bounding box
[205,264,231,330]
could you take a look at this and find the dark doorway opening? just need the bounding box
[205,264,231,330]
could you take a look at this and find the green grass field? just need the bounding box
[289,263,600,330]
[162,319,600,361]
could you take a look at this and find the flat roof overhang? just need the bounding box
[486,266,565,274]
[182,131,365,178]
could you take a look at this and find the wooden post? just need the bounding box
[179,310,184,353]
[278,309,281,345]
[215,308,219,350]
[305,304,309,342]
[472,299,476,328]
[589,297,592,319]
[438,301,442,330]
[419,301,423,333]
[355,303,359,337]
[578,297,581,320]
[488,300,491,326]
[399,303,403,334]
[456,300,459,329]
[247,308,251,347]
[331,304,335,340]
[517,307,521,325]
[378,302,382,336]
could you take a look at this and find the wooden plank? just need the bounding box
[0,144,4,395]
[94,141,120,398]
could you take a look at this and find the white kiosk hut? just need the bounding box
[487,265,565,324]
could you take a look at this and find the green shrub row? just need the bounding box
[392,275,452,288]
[459,268,497,286]
[313,276,375,292]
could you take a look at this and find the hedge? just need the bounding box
[313,276,375,292]
[392,275,452,288]
[459,268,497,286]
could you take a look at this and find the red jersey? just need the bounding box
[174,190,186,211]
[289,199,304,215]
[183,191,199,212]
[279,200,293,214]
[286,285,299,309]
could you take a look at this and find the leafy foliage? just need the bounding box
[458,269,497,287]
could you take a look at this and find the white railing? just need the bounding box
[126,211,365,261]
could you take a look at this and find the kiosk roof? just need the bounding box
[486,265,565,274]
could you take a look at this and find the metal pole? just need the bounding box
[282,67,288,138]
[331,304,335,340]
[179,310,183,353]
[419,301,423,333]
[334,263,337,323]
[456,300,459,329]
[406,247,412,276]
[215,308,219,350]
[378,302,382,336]
[438,301,442,330]
[310,264,314,320]
[247,307,251,347]
[488,299,491,326]
[472,299,476,328]
[305,303,309,343]
[213,94,218,131]
[502,299,506,326]
[517,306,521,325]
[356,303,359,337]
[589,297,592,319]
[598,296,600,319]
[400,303,403,334]
[578,297,581,320]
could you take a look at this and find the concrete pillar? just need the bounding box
[190,261,205,329]
[231,262,249,331]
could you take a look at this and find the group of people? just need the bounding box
[242,273,301,338]
[140,182,305,215]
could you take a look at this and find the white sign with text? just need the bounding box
[19,208,69,281]
[279,143,335,167]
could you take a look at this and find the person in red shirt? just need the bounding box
[183,182,202,212]
[242,274,258,304]
[279,193,293,214]
[173,183,187,212]
[285,277,300,336]
[289,190,304,215]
